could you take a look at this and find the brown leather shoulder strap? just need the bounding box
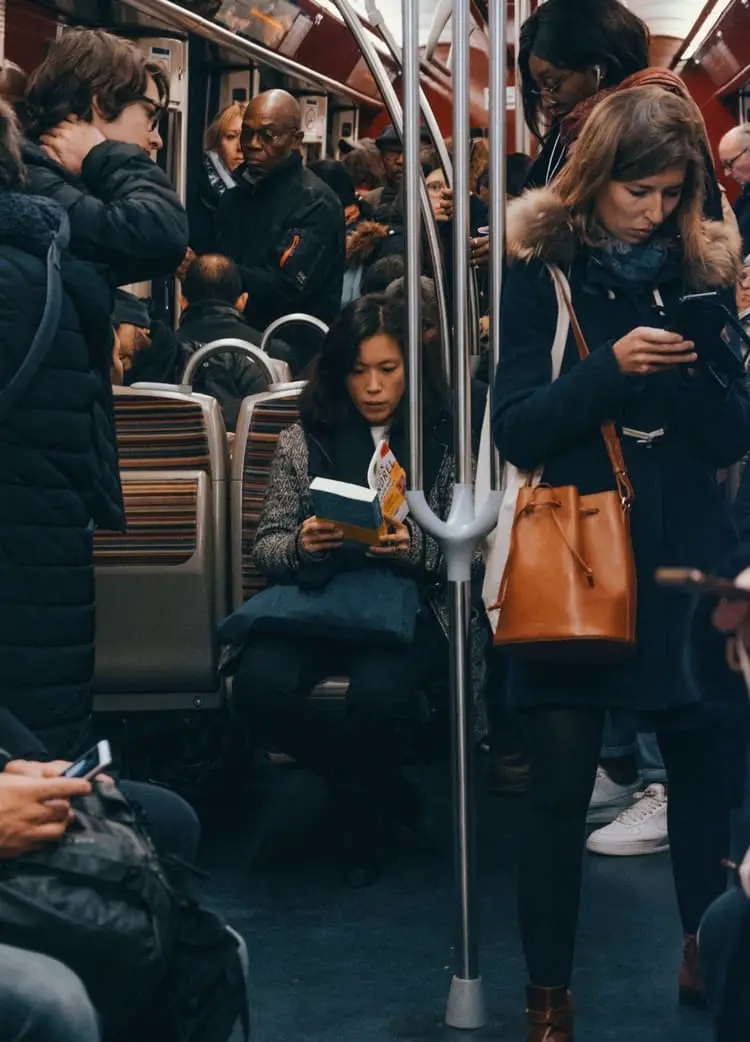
[548,266,634,506]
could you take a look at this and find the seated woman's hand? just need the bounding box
[299,517,343,556]
[368,515,411,558]
[612,327,696,375]
[438,187,454,222]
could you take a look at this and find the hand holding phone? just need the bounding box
[61,740,112,782]
[612,327,696,376]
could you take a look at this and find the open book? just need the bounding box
[310,438,409,546]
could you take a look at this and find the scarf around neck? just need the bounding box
[591,235,670,287]
[561,67,707,145]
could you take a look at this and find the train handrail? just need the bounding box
[329,0,453,388]
[259,313,330,354]
[179,339,278,390]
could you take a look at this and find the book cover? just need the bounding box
[367,439,409,522]
[310,477,383,545]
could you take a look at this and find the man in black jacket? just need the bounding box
[21,29,188,286]
[215,89,344,373]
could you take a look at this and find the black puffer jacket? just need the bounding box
[0,192,123,758]
[216,153,344,371]
[22,140,189,286]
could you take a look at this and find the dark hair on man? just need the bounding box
[0,97,24,189]
[518,0,649,140]
[25,29,170,137]
[360,254,405,296]
[300,293,448,432]
[308,159,357,208]
[182,254,243,306]
[342,145,384,191]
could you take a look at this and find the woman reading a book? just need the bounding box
[228,293,484,887]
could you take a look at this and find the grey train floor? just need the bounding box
[199,763,713,1042]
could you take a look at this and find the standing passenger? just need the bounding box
[22,28,188,286]
[189,101,245,254]
[215,89,345,374]
[493,86,750,1040]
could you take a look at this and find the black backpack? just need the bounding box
[0,783,250,1042]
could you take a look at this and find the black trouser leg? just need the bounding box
[657,725,732,935]
[519,707,604,987]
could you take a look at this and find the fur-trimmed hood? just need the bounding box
[507,186,742,289]
[346,219,390,266]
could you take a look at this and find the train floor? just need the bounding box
[196,756,714,1042]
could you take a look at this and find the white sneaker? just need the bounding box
[587,783,669,857]
[586,766,644,825]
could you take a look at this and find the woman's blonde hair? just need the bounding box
[555,86,708,273]
[203,101,245,152]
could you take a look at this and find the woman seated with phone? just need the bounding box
[226,294,484,886]
[493,85,750,1039]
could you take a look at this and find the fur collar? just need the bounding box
[507,187,742,288]
[346,220,390,266]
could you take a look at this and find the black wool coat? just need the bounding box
[493,188,750,715]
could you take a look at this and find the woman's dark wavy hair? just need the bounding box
[25,29,170,137]
[518,0,649,141]
[0,97,24,189]
[299,294,449,433]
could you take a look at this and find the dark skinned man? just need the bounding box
[215,89,345,374]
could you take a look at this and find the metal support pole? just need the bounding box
[364,0,482,371]
[514,0,532,155]
[489,0,507,492]
[330,0,452,385]
[402,0,422,491]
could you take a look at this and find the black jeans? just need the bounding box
[519,707,731,987]
[231,619,444,791]
[700,886,750,1041]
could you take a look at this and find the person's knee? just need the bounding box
[347,667,415,727]
[0,948,100,1042]
[231,640,302,721]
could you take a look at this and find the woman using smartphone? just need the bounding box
[493,86,750,1040]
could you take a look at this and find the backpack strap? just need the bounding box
[0,213,69,423]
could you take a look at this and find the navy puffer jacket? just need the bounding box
[0,191,123,758]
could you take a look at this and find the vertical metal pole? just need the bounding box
[514,0,531,155]
[489,0,507,492]
[443,0,487,1029]
[452,0,471,488]
[402,0,422,492]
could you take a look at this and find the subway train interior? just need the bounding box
[3,0,750,1038]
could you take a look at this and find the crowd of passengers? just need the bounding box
[3,1,750,1039]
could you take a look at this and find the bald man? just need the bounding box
[719,125,750,255]
[215,89,345,374]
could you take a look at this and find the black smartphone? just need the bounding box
[655,567,750,600]
[668,292,745,384]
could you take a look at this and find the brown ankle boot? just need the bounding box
[525,985,574,1042]
[678,933,708,1009]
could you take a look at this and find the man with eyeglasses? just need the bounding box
[215,89,345,375]
[21,28,188,287]
[719,125,750,256]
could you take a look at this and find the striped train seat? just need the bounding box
[93,387,228,711]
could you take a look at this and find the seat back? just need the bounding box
[110,386,228,619]
[230,388,302,610]
[93,470,220,711]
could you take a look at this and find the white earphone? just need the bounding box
[594,65,603,90]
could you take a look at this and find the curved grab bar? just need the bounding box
[259,313,329,354]
[179,338,277,389]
